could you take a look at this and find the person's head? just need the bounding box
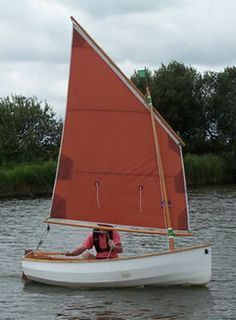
[94,223,113,231]
[93,228,109,234]
[93,223,114,235]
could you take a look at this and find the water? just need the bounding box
[0,186,236,319]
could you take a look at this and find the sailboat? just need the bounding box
[22,17,212,288]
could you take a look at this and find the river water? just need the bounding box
[0,186,235,319]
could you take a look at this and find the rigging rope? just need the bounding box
[95,181,101,209]
[34,224,51,252]
[139,186,143,213]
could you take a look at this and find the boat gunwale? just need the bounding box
[22,242,212,263]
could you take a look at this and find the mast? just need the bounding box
[140,71,175,250]
[149,91,175,251]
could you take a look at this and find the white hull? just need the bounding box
[22,243,212,288]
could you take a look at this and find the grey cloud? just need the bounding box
[0,60,68,117]
[1,0,236,116]
[0,0,72,63]
[90,0,236,69]
[59,0,177,18]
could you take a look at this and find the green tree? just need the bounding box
[206,67,236,180]
[153,62,203,150]
[211,67,236,152]
[131,62,205,152]
[131,63,236,181]
[0,95,62,166]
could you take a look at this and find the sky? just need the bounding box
[1,0,236,117]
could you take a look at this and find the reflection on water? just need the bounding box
[0,186,236,319]
[23,283,212,320]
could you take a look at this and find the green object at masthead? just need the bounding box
[137,69,146,78]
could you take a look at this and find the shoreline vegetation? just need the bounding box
[0,154,235,199]
[1,59,236,199]
[0,160,56,199]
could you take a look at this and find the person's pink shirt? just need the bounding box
[82,231,121,259]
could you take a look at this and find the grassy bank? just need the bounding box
[0,160,56,198]
[184,153,235,185]
[0,154,235,198]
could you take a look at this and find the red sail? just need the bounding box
[50,18,189,231]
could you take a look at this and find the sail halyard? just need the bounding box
[49,17,190,233]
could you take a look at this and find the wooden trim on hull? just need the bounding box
[22,243,212,263]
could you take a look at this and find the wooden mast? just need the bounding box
[146,85,175,251]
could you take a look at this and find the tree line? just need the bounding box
[131,62,236,182]
[131,61,236,156]
[0,61,235,183]
[0,95,62,166]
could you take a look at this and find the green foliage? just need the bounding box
[131,62,236,161]
[1,61,236,189]
[152,62,203,145]
[0,154,233,198]
[0,95,62,166]
[132,62,204,151]
[0,160,56,196]
[184,153,233,185]
[208,68,236,152]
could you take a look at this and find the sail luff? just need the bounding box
[48,27,74,219]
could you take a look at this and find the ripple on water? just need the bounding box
[0,187,236,319]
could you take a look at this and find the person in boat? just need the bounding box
[65,226,123,259]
